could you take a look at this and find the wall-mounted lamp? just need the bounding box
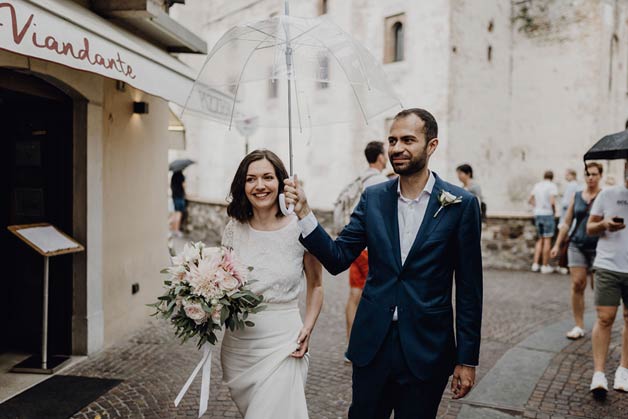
[133,101,149,114]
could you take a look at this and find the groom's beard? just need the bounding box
[390,150,427,176]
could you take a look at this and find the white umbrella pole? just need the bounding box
[284,0,293,176]
[279,0,296,215]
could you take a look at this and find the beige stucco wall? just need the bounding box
[1,49,171,352]
[100,80,171,346]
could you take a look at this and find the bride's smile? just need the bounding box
[245,159,279,210]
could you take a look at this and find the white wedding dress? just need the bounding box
[220,215,310,419]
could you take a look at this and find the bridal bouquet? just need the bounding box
[150,242,265,349]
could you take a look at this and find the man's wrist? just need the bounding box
[297,203,312,220]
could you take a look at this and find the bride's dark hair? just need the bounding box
[227,149,289,222]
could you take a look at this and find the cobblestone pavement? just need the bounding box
[522,318,627,419]
[64,268,625,419]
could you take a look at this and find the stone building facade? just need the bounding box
[172,0,628,214]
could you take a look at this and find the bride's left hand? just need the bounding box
[291,327,311,358]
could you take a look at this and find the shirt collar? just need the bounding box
[397,171,435,202]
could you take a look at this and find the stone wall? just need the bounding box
[481,214,539,271]
[184,198,335,246]
[186,198,542,271]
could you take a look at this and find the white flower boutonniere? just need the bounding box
[433,190,463,218]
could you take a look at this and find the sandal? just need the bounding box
[566,326,585,340]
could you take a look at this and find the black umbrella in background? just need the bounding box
[584,130,628,161]
[169,159,195,172]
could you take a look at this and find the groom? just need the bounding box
[284,108,483,418]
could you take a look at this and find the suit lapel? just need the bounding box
[382,179,402,271]
[402,175,446,268]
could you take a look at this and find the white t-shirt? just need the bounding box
[590,185,628,273]
[561,180,581,210]
[531,180,558,216]
[362,167,388,189]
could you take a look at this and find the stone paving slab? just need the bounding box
[466,346,555,409]
[458,404,521,419]
[464,312,598,414]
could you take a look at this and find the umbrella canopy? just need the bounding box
[181,3,401,215]
[584,130,628,161]
[169,159,195,172]
[180,14,401,133]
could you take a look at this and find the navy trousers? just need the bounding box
[348,323,450,419]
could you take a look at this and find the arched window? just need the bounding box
[384,14,405,64]
[393,22,404,62]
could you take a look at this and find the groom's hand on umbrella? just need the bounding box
[451,365,475,399]
[284,175,311,219]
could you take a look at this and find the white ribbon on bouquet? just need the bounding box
[174,343,212,418]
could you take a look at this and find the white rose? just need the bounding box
[219,272,240,293]
[211,304,223,323]
[183,301,207,324]
[182,243,200,264]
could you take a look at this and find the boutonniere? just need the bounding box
[433,190,463,218]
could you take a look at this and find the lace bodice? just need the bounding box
[221,216,306,303]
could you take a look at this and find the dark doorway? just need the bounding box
[0,70,74,356]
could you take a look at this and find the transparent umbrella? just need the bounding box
[181,1,401,213]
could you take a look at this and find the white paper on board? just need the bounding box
[16,226,80,253]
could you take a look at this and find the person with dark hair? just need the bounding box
[550,162,603,340]
[529,170,558,274]
[170,171,186,237]
[456,164,485,220]
[344,140,388,363]
[284,108,483,418]
[220,149,323,418]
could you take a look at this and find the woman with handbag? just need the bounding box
[551,162,603,339]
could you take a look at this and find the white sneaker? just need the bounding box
[614,366,628,392]
[531,263,540,272]
[566,326,585,340]
[591,371,608,396]
[557,267,569,275]
[540,265,554,274]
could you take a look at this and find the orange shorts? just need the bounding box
[349,250,369,289]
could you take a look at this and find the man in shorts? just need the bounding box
[529,171,558,274]
[587,159,628,395]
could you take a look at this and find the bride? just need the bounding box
[220,149,324,418]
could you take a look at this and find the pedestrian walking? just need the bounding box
[456,163,486,221]
[170,171,187,237]
[344,141,388,363]
[550,162,603,340]
[529,170,558,274]
[587,159,628,396]
[559,168,581,227]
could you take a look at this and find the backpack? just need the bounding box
[332,172,379,234]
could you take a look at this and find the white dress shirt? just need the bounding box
[298,172,436,321]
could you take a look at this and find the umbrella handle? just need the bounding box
[279,194,295,216]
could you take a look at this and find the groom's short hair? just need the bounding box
[394,108,438,141]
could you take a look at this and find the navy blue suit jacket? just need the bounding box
[301,173,483,381]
